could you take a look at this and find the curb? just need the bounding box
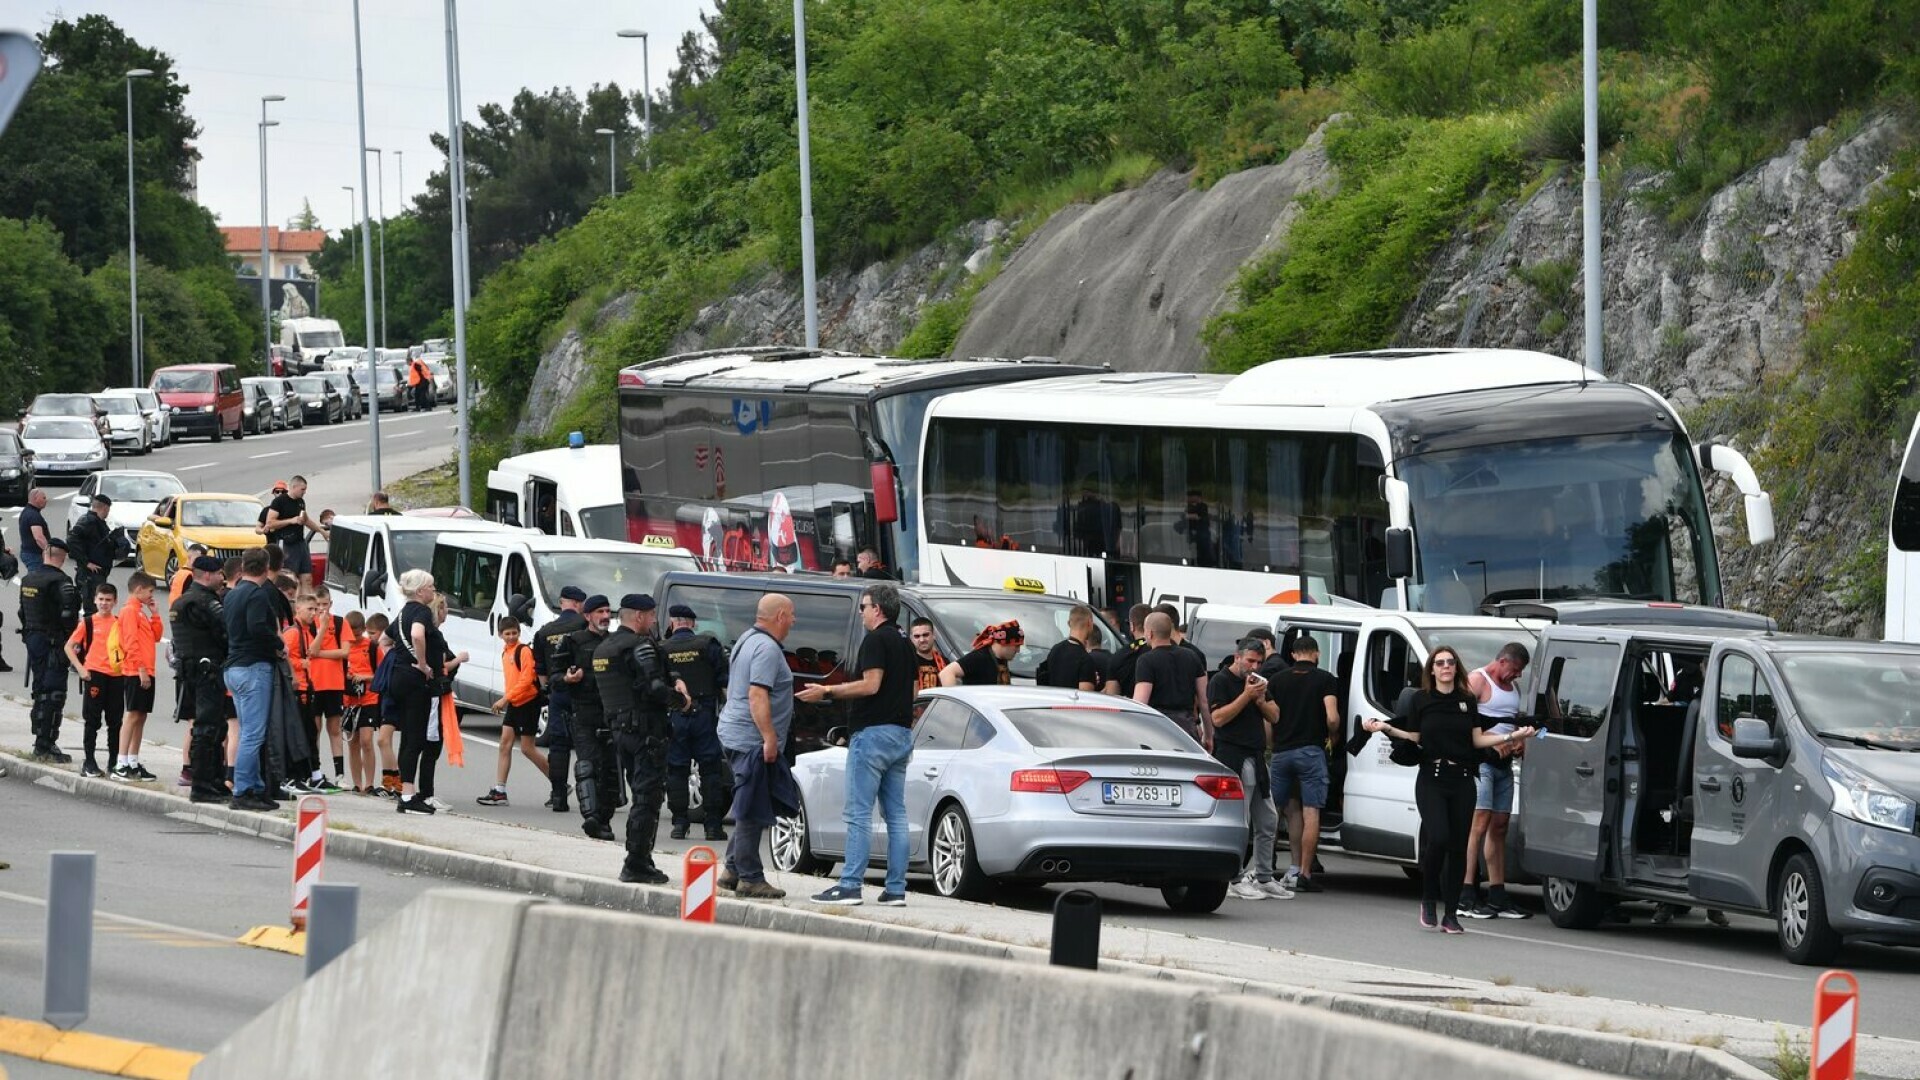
[2,750,1770,1080]
[0,1017,199,1080]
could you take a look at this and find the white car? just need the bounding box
[100,388,171,448]
[68,469,188,564]
[20,417,110,479]
[92,394,152,454]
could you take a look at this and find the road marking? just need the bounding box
[463,733,498,748]
[0,887,237,944]
[1464,925,1800,981]
[176,463,216,472]
[249,451,292,460]
[321,440,361,448]
[386,431,421,439]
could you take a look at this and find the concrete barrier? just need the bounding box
[197,889,1615,1080]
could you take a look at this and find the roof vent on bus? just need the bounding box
[1020,355,1058,364]
[1097,372,1198,385]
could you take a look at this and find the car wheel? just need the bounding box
[1542,876,1608,930]
[164,550,179,578]
[1161,879,1231,913]
[1777,852,1842,965]
[234,417,245,440]
[930,802,990,901]
[211,424,223,444]
[770,800,826,876]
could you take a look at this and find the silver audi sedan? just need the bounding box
[771,686,1249,912]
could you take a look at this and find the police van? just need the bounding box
[483,436,626,541]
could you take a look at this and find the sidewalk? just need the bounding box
[0,690,1906,1080]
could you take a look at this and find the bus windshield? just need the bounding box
[1401,430,1719,613]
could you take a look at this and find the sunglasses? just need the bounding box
[1431,658,1458,667]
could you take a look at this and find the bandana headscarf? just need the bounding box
[972,620,1025,650]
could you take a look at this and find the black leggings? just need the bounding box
[389,675,431,786]
[1416,768,1477,913]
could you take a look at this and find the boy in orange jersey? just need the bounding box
[283,594,343,794]
[476,616,549,806]
[114,572,165,781]
[65,583,122,779]
[343,610,383,795]
[300,591,353,788]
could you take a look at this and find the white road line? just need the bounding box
[177,463,216,472]
[249,451,292,460]
[321,440,361,449]
[387,431,420,439]
[462,733,498,748]
[0,886,237,944]
[1464,925,1800,981]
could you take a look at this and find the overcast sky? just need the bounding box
[10,0,714,235]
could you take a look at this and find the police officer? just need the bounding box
[532,584,589,812]
[561,594,616,840]
[594,594,687,885]
[66,494,115,621]
[662,603,730,841]
[171,555,229,802]
[19,538,78,761]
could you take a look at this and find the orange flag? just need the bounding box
[440,694,464,767]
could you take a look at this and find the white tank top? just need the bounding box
[1475,664,1520,729]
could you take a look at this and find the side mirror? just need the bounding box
[508,592,535,624]
[1730,716,1783,763]
[1385,527,1413,580]
[364,569,388,596]
[152,517,172,529]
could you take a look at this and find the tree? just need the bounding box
[291,197,320,231]
[0,217,111,412]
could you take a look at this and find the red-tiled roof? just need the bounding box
[220,226,327,254]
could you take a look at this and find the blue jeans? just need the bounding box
[724,749,767,883]
[839,724,913,894]
[226,662,274,795]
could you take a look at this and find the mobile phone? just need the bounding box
[1246,671,1267,687]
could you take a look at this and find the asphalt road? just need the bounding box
[0,770,511,1077]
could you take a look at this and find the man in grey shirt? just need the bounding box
[717,594,796,899]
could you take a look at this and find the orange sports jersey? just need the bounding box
[348,637,383,708]
[283,622,312,691]
[68,613,120,675]
[300,616,350,693]
[168,568,191,608]
[115,599,163,679]
[502,642,539,707]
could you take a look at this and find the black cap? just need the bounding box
[620,593,655,613]
[45,538,67,551]
[560,585,587,602]
[582,594,610,613]
[667,604,697,620]
[191,555,224,573]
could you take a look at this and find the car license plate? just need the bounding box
[1102,782,1181,807]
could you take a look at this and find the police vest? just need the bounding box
[533,609,585,678]
[170,584,227,663]
[665,632,720,699]
[19,567,73,634]
[563,627,606,709]
[592,627,640,713]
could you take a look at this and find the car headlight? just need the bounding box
[201,405,215,413]
[0,468,18,479]
[168,405,180,414]
[1823,754,1918,832]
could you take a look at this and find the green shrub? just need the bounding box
[1524,84,1635,161]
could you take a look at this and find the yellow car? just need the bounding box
[137,492,267,578]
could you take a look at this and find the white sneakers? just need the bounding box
[1229,876,1296,901]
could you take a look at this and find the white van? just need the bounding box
[279,317,346,372]
[428,533,696,711]
[483,439,626,541]
[322,514,515,622]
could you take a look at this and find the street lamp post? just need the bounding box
[124,68,152,385]
[395,149,404,217]
[366,147,387,349]
[595,127,617,195]
[352,0,383,492]
[445,0,475,507]
[790,2,819,348]
[258,94,285,372]
[340,185,356,275]
[615,29,651,170]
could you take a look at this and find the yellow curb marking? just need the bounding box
[0,1017,200,1080]
[236,925,306,955]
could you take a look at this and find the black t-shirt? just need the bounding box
[1085,648,1112,692]
[1135,644,1202,714]
[848,622,915,730]
[1269,660,1338,753]
[18,505,46,554]
[1208,667,1265,750]
[1042,637,1096,689]
[1177,638,1206,672]
[1404,687,1484,766]
[267,494,306,546]
[955,645,1009,686]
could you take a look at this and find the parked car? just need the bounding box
[320,370,364,420]
[773,686,1247,910]
[149,364,244,442]
[289,375,346,425]
[267,344,295,377]
[99,387,171,448]
[136,492,266,577]
[240,382,276,435]
[423,358,455,403]
[69,470,187,564]
[24,393,110,440]
[92,393,152,454]
[0,429,36,505]
[241,377,297,431]
[368,363,408,413]
[19,416,110,480]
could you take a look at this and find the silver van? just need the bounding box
[1519,623,1920,963]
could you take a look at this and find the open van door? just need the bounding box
[1519,637,1625,925]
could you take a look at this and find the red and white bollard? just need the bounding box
[681,845,718,923]
[291,795,328,931]
[1812,970,1859,1080]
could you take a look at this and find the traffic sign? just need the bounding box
[1812,970,1859,1080]
[291,795,328,931]
[681,845,718,923]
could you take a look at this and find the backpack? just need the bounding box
[368,646,399,695]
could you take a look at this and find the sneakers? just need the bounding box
[177,768,192,787]
[1292,875,1325,894]
[110,765,135,782]
[310,776,344,794]
[1419,902,1437,930]
[1439,916,1466,935]
[734,880,786,901]
[1257,878,1296,900]
[810,884,864,906]
[476,790,509,807]
[718,870,740,893]
[620,865,670,886]
[1493,902,1532,920]
[230,792,277,812]
[669,823,690,839]
[280,779,303,797]
[132,764,158,782]
[1228,878,1268,901]
[396,794,437,815]
[876,891,907,907]
[426,796,452,811]
[1462,902,1500,920]
[80,761,105,779]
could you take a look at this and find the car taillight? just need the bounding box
[1011,768,1091,794]
[1194,774,1244,800]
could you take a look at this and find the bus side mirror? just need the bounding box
[1697,442,1775,546]
[1385,528,1413,580]
[871,461,899,525]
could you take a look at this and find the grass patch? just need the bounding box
[385,460,460,510]
[1770,1026,1810,1080]
[1489,973,1515,987]
[992,151,1162,234]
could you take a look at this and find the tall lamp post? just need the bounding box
[789,2,819,348]
[395,149,404,216]
[340,185,356,274]
[124,68,152,384]
[352,0,382,491]
[614,29,651,170]
[258,94,285,371]
[445,0,475,508]
[366,146,388,349]
[595,127,617,195]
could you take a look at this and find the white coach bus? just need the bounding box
[916,349,1774,618]
[1886,412,1920,641]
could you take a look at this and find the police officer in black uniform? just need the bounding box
[561,594,616,840]
[594,594,687,885]
[662,603,730,841]
[532,584,589,813]
[66,494,114,621]
[171,555,229,802]
[19,538,78,761]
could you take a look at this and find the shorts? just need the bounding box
[123,679,156,714]
[342,704,372,734]
[310,689,345,716]
[503,700,541,736]
[1212,741,1270,799]
[1475,762,1515,813]
[1269,744,1329,809]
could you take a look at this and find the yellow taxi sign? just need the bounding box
[1003,576,1047,594]
[641,534,677,549]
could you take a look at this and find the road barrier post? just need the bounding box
[291,795,328,931]
[1812,970,1859,1080]
[1050,888,1102,970]
[304,883,360,979]
[44,851,95,1029]
[681,845,718,922]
